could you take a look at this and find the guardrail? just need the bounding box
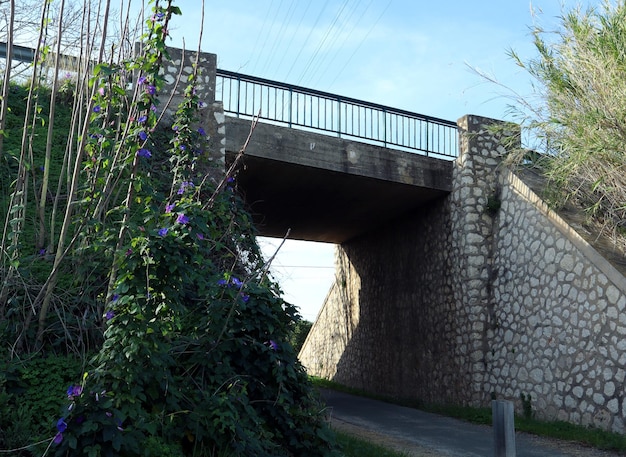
[216,69,459,158]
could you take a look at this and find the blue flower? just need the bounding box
[269,340,279,351]
[54,432,63,444]
[145,85,156,95]
[137,148,152,158]
[56,418,67,433]
[93,105,101,113]
[138,130,148,141]
[105,310,115,320]
[231,277,243,289]
[158,228,168,237]
[241,294,249,303]
[217,279,228,286]
[165,203,174,213]
[137,76,147,85]
[198,127,206,136]
[176,213,189,224]
[138,115,147,123]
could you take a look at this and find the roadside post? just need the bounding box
[492,399,516,457]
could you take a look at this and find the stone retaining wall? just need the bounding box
[299,115,626,432]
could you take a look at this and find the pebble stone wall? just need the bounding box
[159,48,225,183]
[489,170,626,432]
[299,115,626,433]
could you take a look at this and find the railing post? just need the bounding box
[337,97,341,139]
[288,88,293,127]
[426,121,430,157]
[236,75,241,118]
[382,108,387,148]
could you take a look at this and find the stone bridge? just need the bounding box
[167,48,626,434]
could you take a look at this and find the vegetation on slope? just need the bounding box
[0,1,335,456]
[507,1,626,253]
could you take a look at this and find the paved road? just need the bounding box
[321,389,610,457]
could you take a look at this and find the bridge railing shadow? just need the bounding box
[217,69,459,159]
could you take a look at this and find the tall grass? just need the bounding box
[503,1,626,249]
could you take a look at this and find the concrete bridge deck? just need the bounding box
[225,117,453,243]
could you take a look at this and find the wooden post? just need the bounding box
[492,400,516,457]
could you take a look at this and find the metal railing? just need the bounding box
[216,69,459,158]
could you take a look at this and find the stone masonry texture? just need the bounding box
[299,115,626,433]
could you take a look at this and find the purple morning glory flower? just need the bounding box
[227,176,235,183]
[241,294,249,303]
[105,310,115,320]
[67,385,83,398]
[137,148,152,158]
[176,213,189,224]
[93,105,101,113]
[165,203,174,213]
[112,294,119,302]
[177,181,194,194]
[56,418,67,433]
[146,85,156,95]
[158,228,168,236]
[198,127,206,136]
[217,278,228,286]
[137,115,147,123]
[54,433,63,444]
[137,76,147,85]
[138,131,148,141]
[231,277,243,289]
[198,101,207,108]
[269,340,279,351]
[196,233,204,240]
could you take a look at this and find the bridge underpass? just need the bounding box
[224,116,454,244]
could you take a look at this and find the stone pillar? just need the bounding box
[157,46,225,183]
[452,115,520,405]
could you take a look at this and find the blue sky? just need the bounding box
[162,0,597,320]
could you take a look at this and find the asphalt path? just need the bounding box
[321,389,582,457]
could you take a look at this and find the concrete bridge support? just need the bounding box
[299,115,513,405]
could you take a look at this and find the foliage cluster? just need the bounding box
[0,355,85,455]
[507,1,626,244]
[0,1,335,456]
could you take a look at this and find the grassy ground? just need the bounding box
[335,430,409,457]
[312,377,626,454]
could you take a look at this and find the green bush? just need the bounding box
[0,355,84,455]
